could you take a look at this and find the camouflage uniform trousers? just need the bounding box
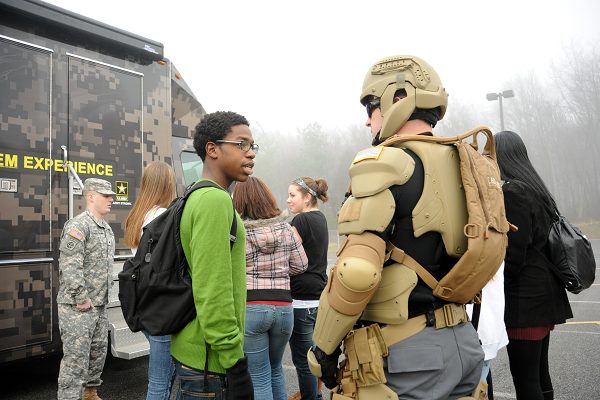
[57,303,108,400]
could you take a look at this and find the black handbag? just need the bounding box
[546,210,596,294]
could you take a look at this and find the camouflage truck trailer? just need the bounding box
[0,0,206,364]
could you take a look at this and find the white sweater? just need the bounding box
[130,206,167,256]
[466,262,509,361]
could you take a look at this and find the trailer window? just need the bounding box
[180,151,203,187]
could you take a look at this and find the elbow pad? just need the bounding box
[329,233,386,316]
[313,233,386,354]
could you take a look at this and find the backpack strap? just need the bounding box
[386,244,440,291]
[184,180,237,250]
[380,126,497,161]
[471,301,482,331]
[228,202,237,250]
[387,244,485,304]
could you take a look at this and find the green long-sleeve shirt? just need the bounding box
[171,181,247,373]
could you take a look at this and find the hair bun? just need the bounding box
[315,178,329,203]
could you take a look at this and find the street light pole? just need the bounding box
[498,94,505,131]
[486,89,514,131]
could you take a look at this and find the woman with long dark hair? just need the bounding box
[233,176,308,400]
[495,131,572,400]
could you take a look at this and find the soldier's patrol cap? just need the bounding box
[83,178,116,195]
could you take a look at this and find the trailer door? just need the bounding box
[65,54,143,249]
[0,35,54,360]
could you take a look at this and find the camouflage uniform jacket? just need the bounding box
[57,210,115,305]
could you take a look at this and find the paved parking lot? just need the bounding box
[4,241,599,399]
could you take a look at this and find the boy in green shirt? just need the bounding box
[171,111,258,400]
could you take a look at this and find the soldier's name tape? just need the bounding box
[0,153,113,176]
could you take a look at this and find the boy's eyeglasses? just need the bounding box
[366,98,380,118]
[216,140,259,153]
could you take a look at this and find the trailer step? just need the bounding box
[107,307,149,360]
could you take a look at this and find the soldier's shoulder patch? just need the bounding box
[352,146,384,164]
[67,227,84,241]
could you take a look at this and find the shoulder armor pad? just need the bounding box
[350,146,415,197]
[338,189,395,235]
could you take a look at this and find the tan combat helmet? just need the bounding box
[360,55,448,140]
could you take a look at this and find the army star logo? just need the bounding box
[115,181,129,201]
[66,241,76,250]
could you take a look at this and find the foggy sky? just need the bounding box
[46,0,600,134]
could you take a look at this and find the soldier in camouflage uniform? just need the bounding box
[57,178,116,400]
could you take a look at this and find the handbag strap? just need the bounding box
[204,342,210,388]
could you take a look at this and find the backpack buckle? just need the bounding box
[463,223,480,238]
[442,304,457,327]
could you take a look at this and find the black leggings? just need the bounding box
[506,334,554,400]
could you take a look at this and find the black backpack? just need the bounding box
[546,209,596,294]
[118,180,237,335]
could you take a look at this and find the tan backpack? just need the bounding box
[381,127,511,304]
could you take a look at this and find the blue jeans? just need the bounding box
[289,307,320,400]
[244,304,293,400]
[143,332,176,400]
[481,359,491,381]
[174,362,226,400]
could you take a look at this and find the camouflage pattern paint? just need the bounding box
[0,5,205,363]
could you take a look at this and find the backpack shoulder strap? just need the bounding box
[387,244,439,290]
[380,126,497,160]
[184,180,237,250]
[183,179,220,198]
[228,202,237,250]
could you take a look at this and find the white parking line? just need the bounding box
[564,321,600,325]
[494,391,516,399]
[554,329,600,335]
[569,300,600,303]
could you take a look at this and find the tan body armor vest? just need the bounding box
[395,140,468,257]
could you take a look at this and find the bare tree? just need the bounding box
[252,45,600,223]
[438,98,488,136]
[549,45,600,219]
[500,46,600,221]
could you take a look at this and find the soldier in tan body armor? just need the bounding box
[307,56,486,399]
